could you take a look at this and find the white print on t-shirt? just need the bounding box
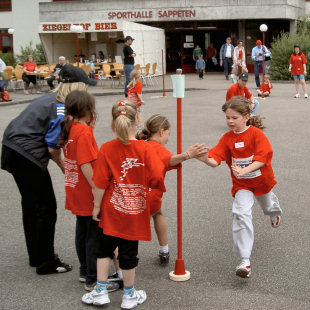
[120,158,144,181]
[232,155,262,179]
[63,139,73,156]
[110,181,147,214]
[64,157,79,188]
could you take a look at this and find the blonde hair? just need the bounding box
[264,74,270,80]
[127,70,141,89]
[55,82,88,103]
[112,100,138,144]
[222,96,265,130]
[136,114,170,140]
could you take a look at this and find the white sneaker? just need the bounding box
[121,290,147,309]
[270,215,281,228]
[81,288,110,306]
[24,90,29,95]
[304,94,308,98]
[236,261,251,278]
[294,93,301,98]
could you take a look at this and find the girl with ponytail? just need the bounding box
[136,114,207,264]
[198,96,282,279]
[82,100,165,308]
[127,70,145,109]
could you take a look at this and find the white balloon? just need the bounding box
[8,28,14,34]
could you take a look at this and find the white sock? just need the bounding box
[117,270,123,279]
[242,257,250,263]
[159,245,169,254]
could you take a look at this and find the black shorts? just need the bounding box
[22,74,37,85]
[96,232,139,270]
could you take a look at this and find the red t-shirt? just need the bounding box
[93,139,165,241]
[63,122,98,216]
[259,81,273,93]
[226,83,252,102]
[147,141,177,214]
[23,62,37,73]
[208,126,276,197]
[127,80,143,107]
[290,53,307,76]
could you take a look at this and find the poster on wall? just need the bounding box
[184,42,194,48]
[186,35,193,42]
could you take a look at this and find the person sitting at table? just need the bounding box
[98,51,105,61]
[23,55,40,95]
[47,56,66,91]
[86,58,95,79]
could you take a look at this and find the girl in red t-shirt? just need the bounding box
[257,74,273,97]
[127,70,145,109]
[289,44,308,98]
[198,96,282,279]
[136,114,207,264]
[60,91,120,292]
[82,101,164,308]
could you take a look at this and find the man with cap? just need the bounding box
[1,65,96,275]
[123,35,136,97]
[226,72,259,116]
[251,40,271,88]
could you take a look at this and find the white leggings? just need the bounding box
[232,189,282,258]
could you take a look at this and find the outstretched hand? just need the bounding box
[186,144,208,158]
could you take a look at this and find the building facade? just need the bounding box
[1,0,310,71]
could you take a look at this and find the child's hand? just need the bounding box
[92,206,101,222]
[141,100,145,105]
[186,144,208,158]
[231,163,246,177]
[195,150,210,163]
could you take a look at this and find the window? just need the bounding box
[0,0,12,11]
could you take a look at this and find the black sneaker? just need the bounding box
[108,272,124,289]
[158,251,170,264]
[36,255,72,274]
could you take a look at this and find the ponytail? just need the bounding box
[59,117,73,146]
[136,114,170,140]
[112,100,138,144]
[247,115,265,130]
[127,69,140,89]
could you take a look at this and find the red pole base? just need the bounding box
[169,258,190,282]
[174,258,186,275]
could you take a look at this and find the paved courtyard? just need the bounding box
[0,73,309,310]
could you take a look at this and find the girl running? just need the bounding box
[82,101,165,309]
[199,96,282,278]
[127,70,145,109]
[136,114,207,264]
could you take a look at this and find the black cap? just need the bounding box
[294,44,300,48]
[59,65,97,86]
[239,73,248,81]
[125,36,134,41]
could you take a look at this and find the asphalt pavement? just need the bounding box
[0,73,309,310]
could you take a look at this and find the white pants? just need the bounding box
[232,189,282,258]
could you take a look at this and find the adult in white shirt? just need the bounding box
[0,58,6,72]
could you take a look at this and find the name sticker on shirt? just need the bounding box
[232,155,262,179]
[235,142,244,148]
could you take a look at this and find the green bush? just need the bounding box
[0,51,16,66]
[15,41,46,65]
[270,31,310,80]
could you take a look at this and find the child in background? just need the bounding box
[136,114,207,264]
[127,70,145,109]
[82,101,165,309]
[257,74,273,97]
[195,54,206,79]
[198,96,282,279]
[60,90,119,293]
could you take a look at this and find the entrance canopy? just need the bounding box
[39,20,165,73]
